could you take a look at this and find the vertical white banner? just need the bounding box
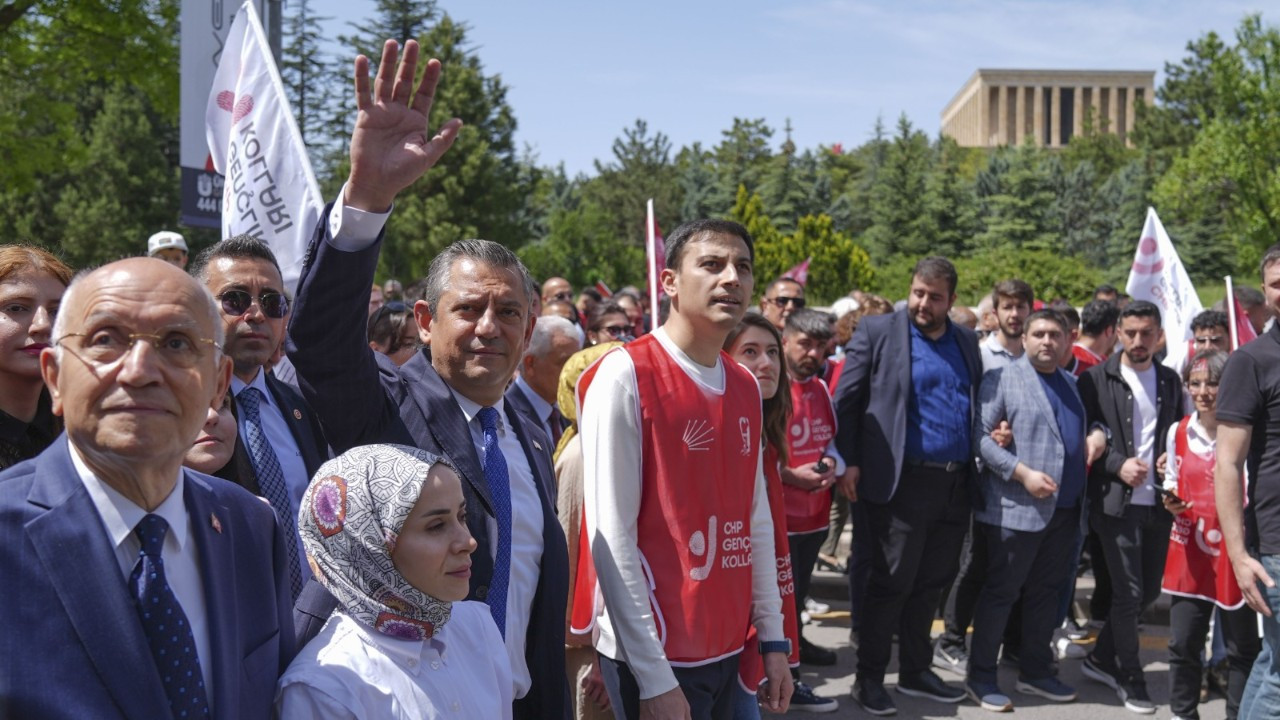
[1125,207,1203,372]
[206,1,323,294]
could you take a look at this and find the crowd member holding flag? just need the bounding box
[579,219,792,719]
[1159,350,1260,720]
[285,39,570,719]
[1216,244,1280,719]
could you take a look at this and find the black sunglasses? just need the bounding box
[217,290,289,319]
[768,296,806,309]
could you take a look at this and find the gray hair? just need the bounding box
[423,239,533,316]
[525,315,581,360]
[53,265,225,363]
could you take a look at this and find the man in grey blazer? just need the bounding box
[967,309,1089,711]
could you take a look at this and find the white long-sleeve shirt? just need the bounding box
[580,327,784,699]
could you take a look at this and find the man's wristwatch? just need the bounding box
[759,639,791,656]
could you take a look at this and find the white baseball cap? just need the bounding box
[147,231,188,256]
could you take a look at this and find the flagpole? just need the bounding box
[1226,275,1240,350]
[646,199,659,323]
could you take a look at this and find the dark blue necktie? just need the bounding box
[131,514,211,719]
[478,406,512,639]
[237,387,303,598]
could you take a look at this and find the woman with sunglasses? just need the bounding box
[1160,350,1260,720]
[724,313,829,716]
[0,245,72,470]
[586,302,633,346]
[367,301,421,366]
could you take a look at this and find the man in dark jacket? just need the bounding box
[1077,300,1183,714]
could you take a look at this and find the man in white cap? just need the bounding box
[147,231,189,269]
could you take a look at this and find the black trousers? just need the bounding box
[599,653,740,720]
[940,517,987,651]
[856,465,970,682]
[968,507,1081,683]
[1169,598,1261,720]
[1091,504,1171,677]
[790,529,826,633]
[848,498,872,632]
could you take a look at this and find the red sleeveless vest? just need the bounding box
[1161,416,1245,609]
[737,443,801,691]
[783,376,837,534]
[568,334,763,664]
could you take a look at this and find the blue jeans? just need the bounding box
[730,686,760,720]
[1240,553,1280,718]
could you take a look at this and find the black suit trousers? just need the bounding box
[856,465,971,681]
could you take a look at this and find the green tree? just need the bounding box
[581,119,680,248]
[753,214,874,305]
[924,135,980,257]
[712,118,774,210]
[861,115,933,259]
[973,141,1057,253]
[519,201,643,290]
[675,142,719,222]
[280,0,334,155]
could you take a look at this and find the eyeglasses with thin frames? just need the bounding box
[56,328,220,370]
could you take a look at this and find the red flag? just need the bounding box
[782,257,812,286]
[594,281,613,298]
[1225,276,1258,351]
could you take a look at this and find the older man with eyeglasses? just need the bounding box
[761,277,806,331]
[190,235,331,601]
[0,257,296,719]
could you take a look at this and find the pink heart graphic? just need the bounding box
[232,95,254,124]
[216,90,234,112]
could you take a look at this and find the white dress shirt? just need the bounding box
[73,446,214,707]
[449,389,544,699]
[580,327,784,698]
[514,375,557,443]
[276,601,513,720]
[232,371,312,584]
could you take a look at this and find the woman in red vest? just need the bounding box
[1160,349,1260,720]
[726,313,835,716]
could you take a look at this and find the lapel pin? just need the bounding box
[533,440,542,451]
[210,513,223,534]
[293,409,302,420]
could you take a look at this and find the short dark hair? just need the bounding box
[1235,285,1265,309]
[911,256,958,295]
[991,278,1034,307]
[783,308,834,342]
[1260,243,1280,278]
[664,219,754,271]
[588,301,628,331]
[1079,300,1120,336]
[1055,305,1081,330]
[579,288,603,303]
[766,277,803,298]
[1120,299,1162,324]
[190,234,283,283]
[1190,310,1229,334]
[1024,308,1068,335]
[1094,284,1118,298]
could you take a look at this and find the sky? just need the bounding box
[306,0,1267,177]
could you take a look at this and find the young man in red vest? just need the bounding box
[581,219,793,719]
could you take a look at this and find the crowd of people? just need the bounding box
[7,39,1280,720]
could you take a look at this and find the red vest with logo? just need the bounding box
[1161,417,1245,609]
[737,443,801,690]
[570,335,763,664]
[783,376,837,534]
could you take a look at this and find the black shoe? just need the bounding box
[800,637,837,666]
[790,679,839,713]
[1117,677,1156,714]
[852,678,897,716]
[897,670,966,703]
[1081,653,1119,690]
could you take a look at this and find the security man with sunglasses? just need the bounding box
[190,236,330,600]
[761,276,806,332]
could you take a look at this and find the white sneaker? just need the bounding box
[805,596,831,615]
[1052,629,1087,659]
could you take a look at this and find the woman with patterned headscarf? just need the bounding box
[277,444,512,719]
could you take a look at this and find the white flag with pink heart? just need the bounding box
[205,0,322,293]
[1125,207,1203,372]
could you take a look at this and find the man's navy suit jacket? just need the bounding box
[287,208,570,719]
[0,436,296,719]
[833,309,983,504]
